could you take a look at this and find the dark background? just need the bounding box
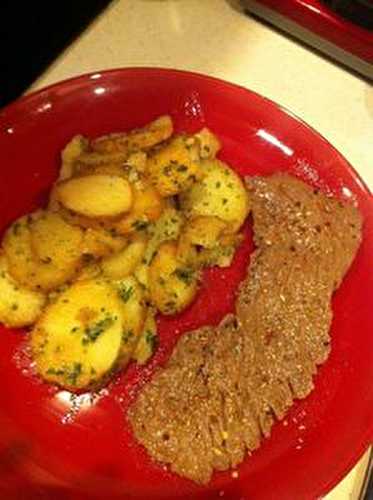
[0,1,112,108]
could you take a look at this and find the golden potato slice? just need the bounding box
[194,128,221,159]
[82,227,128,258]
[114,183,164,235]
[30,211,83,269]
[146,136,202,197]
[55,175,133,218]
[59,135,89,180]
[133,307,158,364]
[180,159,249,232]
[0,254,45,328]
[149,242,198,315]
[101,235,147,279]
[31,280,124,390]
[113,276,146,365]
[91,115,173,154]
[3,215,80,292]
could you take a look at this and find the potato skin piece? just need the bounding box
[31,279,124,390]
[0,254,45,328]
[55,175,133,218]
[149,242,198,315]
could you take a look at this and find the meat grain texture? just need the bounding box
[128,174,362,484]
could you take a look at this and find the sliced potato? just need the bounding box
[114,183,164,235]
[92,115,173,154]
[146,136,202,197]
[59,135,89,180]
[134,263,150,296]
[133,307,158,364]
[149,242,198,315]
[0,254,45,328]
[82,227,128,258]
[113,276,146,365]
[31,279,124,390]
[74,151,129,167]
[56,175,133,218]
[177,215,227,266]
[194,128,221,160]
[3,215,80,291]
[195,233,243,268]
[101,235,147,279]
[180,159,249,232]
[75,262,102,282]
[77,162,127,179]
[144,207,184,265]
[30,211,84,270]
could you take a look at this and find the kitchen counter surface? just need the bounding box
[31,1,372,497]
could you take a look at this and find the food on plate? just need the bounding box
[128,173,362,484]
[180,159,249,232]
[55,174,133,218]
[0,115,247,390]
[0,254,45,328]
[101,235,147,279]
[31,280,124,390]
[91,115,173,154]
[3,214,82,291]
[149,241,199,315]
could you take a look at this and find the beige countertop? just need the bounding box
[32,0,372,497]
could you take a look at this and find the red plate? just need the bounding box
[0,69,372,500]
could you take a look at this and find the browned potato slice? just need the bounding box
[74,151,129,167]
[101,235,147,279]
[55,175,133,218]
[3,215,80,291]
[0,254,45,327]
[149,242,198,315]
[75,262,102,282]
[177,216,227,265]
[91,115,173,154]
[180,159,249,232]
[31,280,124,390]
[82,227,128,258]
[132,307,158,364]
[114,183,164,235]
[30,211,84,270]
[146,136,202,197]
[59,135,89,180]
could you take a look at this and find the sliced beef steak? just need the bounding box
[128,174,362,484]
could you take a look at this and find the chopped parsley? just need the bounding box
[145,330,159,350]
[66,362,82,386]
[122,329,134,344]
[118,285,133,303]
[173,267,195,286]
[82,315,115,345]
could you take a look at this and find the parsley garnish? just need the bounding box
[118,285,133,303]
